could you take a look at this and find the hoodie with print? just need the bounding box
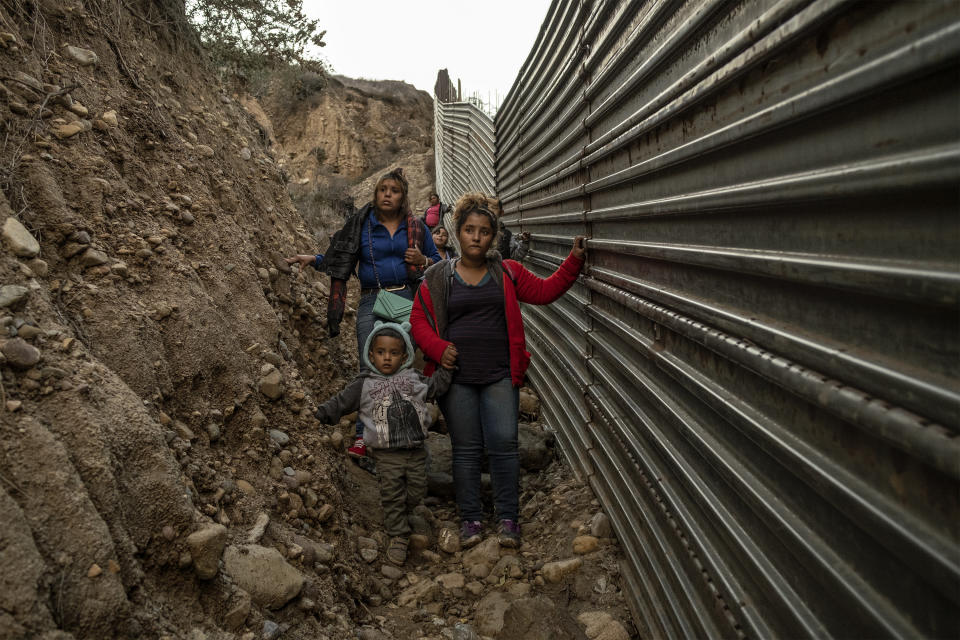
[314,320,451,449]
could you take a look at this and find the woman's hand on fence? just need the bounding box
[405,246,428,267]
[440,343,458,369]
[285,254,315,269]
[572,236,587,259]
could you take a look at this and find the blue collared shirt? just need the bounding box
[358,213,441,289]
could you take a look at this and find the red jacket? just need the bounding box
[410,253,584,386]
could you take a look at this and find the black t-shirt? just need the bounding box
[447,272,511,385]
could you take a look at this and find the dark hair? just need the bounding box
[370,329,407,351]
[430,192,439,199]
[372,168,410,214]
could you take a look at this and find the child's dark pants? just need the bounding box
[370,446,428,537]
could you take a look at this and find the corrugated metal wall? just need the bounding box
[495,0,960,637]
[433,98,496,207]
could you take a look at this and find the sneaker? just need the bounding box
[386,536,409,565]
[498,519,521,548]
[460,520,483,548]
[347,437,367,459]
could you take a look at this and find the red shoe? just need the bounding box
[347,437,367,459]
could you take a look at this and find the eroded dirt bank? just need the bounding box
[0,1,636,638]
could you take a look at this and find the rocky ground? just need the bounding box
[0,1,635,638]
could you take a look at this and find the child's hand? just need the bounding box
[440,343,458,369]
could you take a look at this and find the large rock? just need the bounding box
[463,537,502,578]
[590,512,611,538]
[186,523,227,580]
[2,217,40,257]
[518,388,540,418]
[2,338,40,369]
[0,285,29,309]
[474,591,512,637]
[499,596,586,640]
[577,611,630,640]
[518,424,554,471]
[223,544,304,609]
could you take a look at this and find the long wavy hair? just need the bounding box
[452,192,501,257]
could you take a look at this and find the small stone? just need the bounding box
[261,620,281,640]
[316,503,334,523]
[180,211,195,225]
[436,572,465,590]
[438,527,460,554]
[196,144,215,158]
[240,147,251,160]
[542,557,582,583]
[590,512,611,538]
[2,338,40,369]
[17,325,42,339]
[79,247,109,267]
[421,549,441,563]
[186,523,228,580]
[174,421,196,441]
[360,548,378,563]
[357,536,378,550]
[3,217,41,257]
[518,388,540,417]
[381,564,403,580]
[236,479,254,494]
[259,370,283,400]
[223,591,251,630]
[247,512,269,543]
[162,525,176,541]
[269,429,289,446]
[26,258,48,277]
[6,400,23,412]
[54,121,87,139]
[108,559,121,574]
[572,535,599,555]
[101,110,118,126]
[64,45,98,66]
[205,423,221,441]
[69,102,88,117]
[508,582,531,598]
[474,591,511,637]
[0,285,29,308]
[397,578,438,607]
[87,563,102,578]
[110,261,128,277]
[330,430,343,449]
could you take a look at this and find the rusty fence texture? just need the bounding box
[494,0,960,637]
[433,97,496,209]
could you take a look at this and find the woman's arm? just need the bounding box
[510,237,586,305]
[410,283,452,363]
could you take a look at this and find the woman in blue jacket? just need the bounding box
[287,167,441,458]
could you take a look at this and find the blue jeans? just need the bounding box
[355,285,416,437]
[439,378,520,522]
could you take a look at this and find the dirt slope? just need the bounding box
[251,73,436,221]
[0,2,635,639]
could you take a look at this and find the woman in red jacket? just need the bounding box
[410,192,586,549]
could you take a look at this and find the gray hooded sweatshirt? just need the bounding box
[314,320,451,450]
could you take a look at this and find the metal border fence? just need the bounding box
[493,0,960,637]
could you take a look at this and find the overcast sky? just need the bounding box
[302,0,553,110]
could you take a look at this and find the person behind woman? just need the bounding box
[287,167,442,459]
[432,226,457,261]
[423,192,444,229]
[493,198,530,261]
[410,192,586,548]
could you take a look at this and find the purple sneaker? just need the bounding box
[498,519,521,548]
[460,520,483,548]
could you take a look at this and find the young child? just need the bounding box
[314,320,451,564]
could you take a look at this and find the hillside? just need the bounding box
[249,73,436,232]
[0,2,635,639]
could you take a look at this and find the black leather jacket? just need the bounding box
[324,203,372,281]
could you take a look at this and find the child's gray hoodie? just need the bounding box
[314,320,451,450]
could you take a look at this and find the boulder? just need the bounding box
[2,338,40,369]
[0,284,29,309]
[223,544,304,609]
[474,591,511,637]
[518,424,554,471]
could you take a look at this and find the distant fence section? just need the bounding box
[495,0,959,638]
[433,96,496,209]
